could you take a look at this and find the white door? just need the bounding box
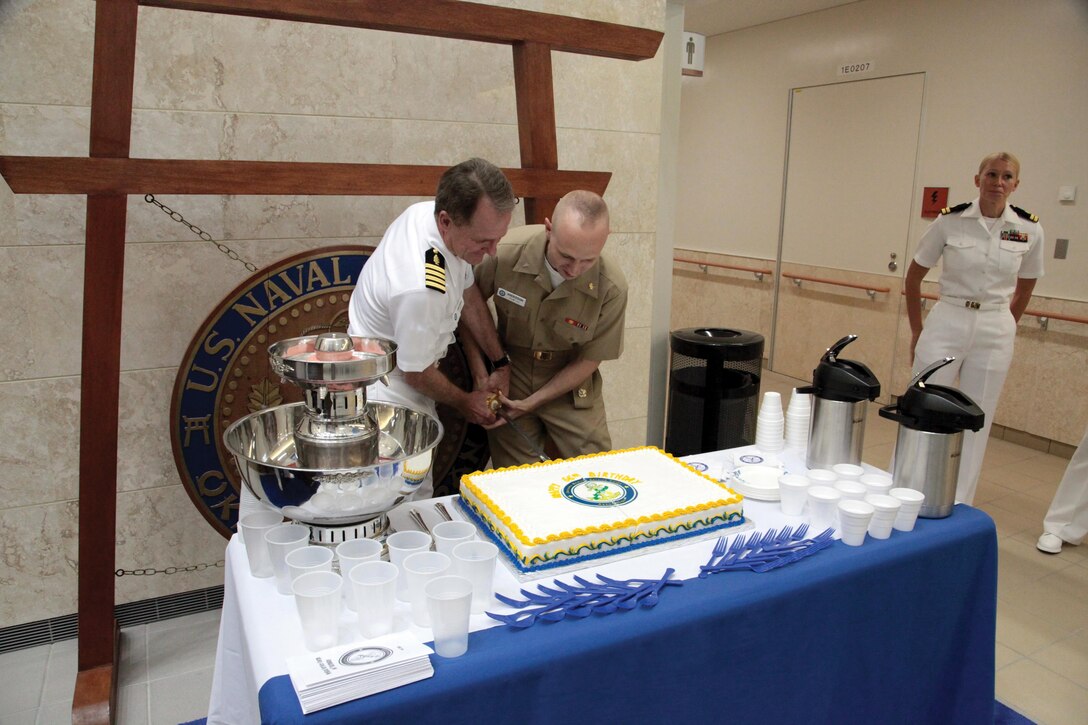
[772,73,925,388]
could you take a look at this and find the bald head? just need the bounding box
[544,191,610,281]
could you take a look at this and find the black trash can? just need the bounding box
[665,328,764,457]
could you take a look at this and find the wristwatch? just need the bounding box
[487,353,511,373]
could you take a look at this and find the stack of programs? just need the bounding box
[286,632,433,713]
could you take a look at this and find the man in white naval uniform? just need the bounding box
[1037,425,1088,554]
[904,152,1044,505]
[348,158,515,498]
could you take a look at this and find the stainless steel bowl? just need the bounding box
[223,401,443,527]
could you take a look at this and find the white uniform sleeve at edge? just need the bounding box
[1019,222,1046,278]
[913,216,946,268]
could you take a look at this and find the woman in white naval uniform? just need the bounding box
[904,152,1044,505]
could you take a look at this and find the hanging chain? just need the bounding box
[144,194,258,272]
[115,560,225,577]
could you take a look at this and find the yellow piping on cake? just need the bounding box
[459,446,743,548]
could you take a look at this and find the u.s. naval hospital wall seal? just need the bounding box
[170,246,488,538]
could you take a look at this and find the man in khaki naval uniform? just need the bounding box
[472,190,627,468]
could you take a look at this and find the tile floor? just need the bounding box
[2,369,1086,724]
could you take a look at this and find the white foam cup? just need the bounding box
[834,481,867,501]
[238,511,284,578]
[292,570,342,651]
[889,488,926,532]
[426,575,474,658]
[837,499,875,547]
[285,545,333,587]
[265,524,311,595]
[336,538,384,611]
[787,389,811,415]
[452,540,499,613]
[806,468,838,486]
[403,551,451,627]
[431,520,476,556]
[386,530,433,602]
[759,391,784,418]
[778,474,810,516]
[349,561,398,639]
[807,485,842,533]
[832,463,865,481]
[859,473,894,498]
[865,494,902,540]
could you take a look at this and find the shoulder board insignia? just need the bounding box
[424,247,447,294]
[1010,205,1039,223]
[940,202,971,216]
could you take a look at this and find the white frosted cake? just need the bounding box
[458,446,745,573]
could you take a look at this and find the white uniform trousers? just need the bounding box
[1043,425,1088,545]
[913,301,1017,505]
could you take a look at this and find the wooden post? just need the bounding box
[73,2,139,723]
[513,42,560,224]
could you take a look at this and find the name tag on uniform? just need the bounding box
[496,288,527,307]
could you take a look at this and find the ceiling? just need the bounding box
[680,0,861,37]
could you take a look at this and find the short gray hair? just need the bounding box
[435,158,516,225]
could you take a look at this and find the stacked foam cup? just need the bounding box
[807,485,842,533]
[837,499,875,546]
[865,494,902,539]
[754,392,785,463]
[784,388,811,451]
[859,472,894,498]
[889,488,926,532]
[778,473,810,516]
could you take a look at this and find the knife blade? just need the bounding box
[494,409,550,463]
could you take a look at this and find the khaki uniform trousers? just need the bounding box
[487,348,610,469]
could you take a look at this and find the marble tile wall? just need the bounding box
[671,251,1088,449]
[0,0,666,628]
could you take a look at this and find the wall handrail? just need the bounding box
[673,256,773,281]
[782,272,889,299]
[900,290,1088,328]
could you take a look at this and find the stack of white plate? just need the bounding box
[725,464,783,502]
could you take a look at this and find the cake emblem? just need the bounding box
[561,477,638,507]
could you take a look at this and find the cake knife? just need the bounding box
[487,394,550,462]
[495,409,550,463]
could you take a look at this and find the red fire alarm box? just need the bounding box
[922,187,949,218]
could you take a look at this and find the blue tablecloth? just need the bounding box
[256,505,997,724]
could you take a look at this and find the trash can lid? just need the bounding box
[670,328,764,361]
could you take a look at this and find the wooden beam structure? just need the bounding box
[0,157,610,198]
[0,2,661,722]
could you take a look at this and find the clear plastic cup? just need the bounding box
[238,511,284,578]
[265,524,311,595]
[292,570,342,651]
[431,520,476,556]
[837,499,875,546]
[807,485,842,533]
[778,473,810,516]
[426,575,473,658]
[386,530,433,602]
[336,538,383,611]
[350,561,398,639]
[889,488,926,532]
[865,494,901,539]
[451,540,499,613]
[285,545,333,586]
[403,551,451,627]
